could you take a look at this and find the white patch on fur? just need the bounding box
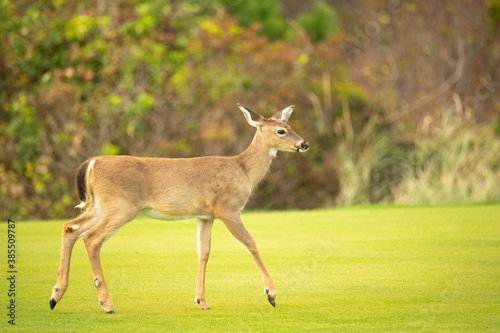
[87,159,96,177]
[77,230,88,240]
[104,226,123,244]
[71,225,80,231]
[93,195,103,218]
[85,160,96,205]
[75,159,96,210]
[75,201,85,209]
[197,219,203,258]
[76,194,103,240]
[196,219,213,259]
[280,105,294,123]
[237,103,260,127]
[269,148,277,158]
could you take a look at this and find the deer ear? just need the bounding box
[237,103,262,127]
[271,105,295,123]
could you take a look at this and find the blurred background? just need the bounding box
[1,0,499,220]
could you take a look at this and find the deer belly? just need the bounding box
[139,208,212,221]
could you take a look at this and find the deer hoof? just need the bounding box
[106,310,116,314]
[194,297,210,309]
[265,288,276,307]
[49,297,57,310]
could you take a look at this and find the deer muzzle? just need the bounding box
[296,141,309,152]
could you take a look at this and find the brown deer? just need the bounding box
[50,104,309,313]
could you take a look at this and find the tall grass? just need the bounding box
[334,105,500,206]
[393,111,500,204]
[333,102,406,206]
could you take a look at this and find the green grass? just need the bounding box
[3,205,500,332]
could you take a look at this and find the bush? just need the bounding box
[488,0,500,32]
[219,0,290,41]
[297,2,341,43]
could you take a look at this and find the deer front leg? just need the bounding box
[219,213,276,307]
[194,218,214,309]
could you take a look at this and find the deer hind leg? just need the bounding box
[50,210,100,310]
[194,218,214,309]
[219,213,276,307]
[82,207,137,314]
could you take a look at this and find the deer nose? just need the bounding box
[301,141,309,150]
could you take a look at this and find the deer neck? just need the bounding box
[237,130,276,188]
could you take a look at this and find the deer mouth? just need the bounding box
[294,141,309,152]
[294,147,308,153]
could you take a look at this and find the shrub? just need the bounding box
[297,2,341,43]
[219,0,290,41]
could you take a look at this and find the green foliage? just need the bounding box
[220,0,289,41]
[100,142,121,156]
[4,92,41,164]
[65,15,97,41]
[297,1,341,43]
[488,0,500,32]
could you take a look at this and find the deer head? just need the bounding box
[237,103,310,153]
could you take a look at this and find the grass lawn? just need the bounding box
[2,204,500,332]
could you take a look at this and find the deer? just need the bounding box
[49,104,309,313]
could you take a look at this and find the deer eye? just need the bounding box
[277,129,286,135]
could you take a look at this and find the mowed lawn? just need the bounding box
[4,204,500,332]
